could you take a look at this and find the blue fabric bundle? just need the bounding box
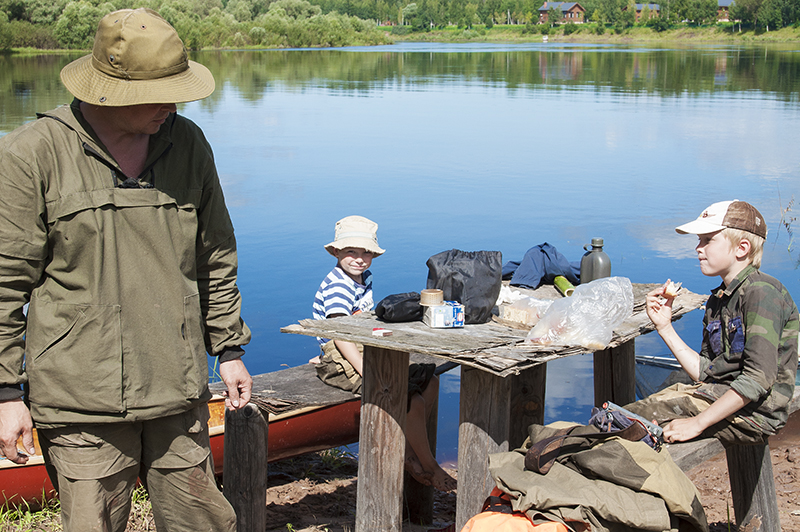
[502,242,580,289]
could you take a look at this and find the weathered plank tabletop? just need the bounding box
[281,282,707,532]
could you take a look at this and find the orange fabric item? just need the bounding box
[460,488,568,532]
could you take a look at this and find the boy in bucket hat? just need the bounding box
[311,216,456,492]
[625,200,798,447]
[0,9,250,532]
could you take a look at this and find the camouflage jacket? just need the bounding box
[697,264,799,435]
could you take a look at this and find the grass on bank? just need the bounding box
[389,22,800,43]
[0,495,61,532]
[4,21,800,54]
[0,448,356,532]
[0,486,154,532]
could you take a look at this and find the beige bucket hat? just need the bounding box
[60,8,214,106]
[325,216,385,257]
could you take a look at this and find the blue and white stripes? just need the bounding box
[313,266,374,344]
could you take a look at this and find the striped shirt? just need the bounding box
[313,266,374,345]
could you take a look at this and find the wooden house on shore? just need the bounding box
[538,2,586,24]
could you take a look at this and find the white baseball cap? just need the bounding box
[676,200,767,239]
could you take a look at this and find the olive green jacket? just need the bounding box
[489,423,708,532]
[0,101,251,427]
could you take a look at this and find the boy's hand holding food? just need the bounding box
[645,279,680,331]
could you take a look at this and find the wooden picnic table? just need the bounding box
[281,282,707,532]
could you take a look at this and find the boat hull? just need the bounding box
[2,397,361,506]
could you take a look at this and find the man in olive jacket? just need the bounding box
[0,9,252,532]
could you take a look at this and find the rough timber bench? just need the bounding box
[211,354,457,531]
[667,388,800,532]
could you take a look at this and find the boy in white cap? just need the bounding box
[311,215,456,492]
[0,9,250,532]
[625,200,798,446]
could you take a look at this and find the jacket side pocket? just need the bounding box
[26,298,123,413]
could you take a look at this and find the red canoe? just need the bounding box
[1,395,361,507]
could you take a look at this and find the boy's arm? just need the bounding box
[663,389,750,443]
[334,340,364,376]
[646,285,702,381]
[728,280,789,405]
[326,312,364,376]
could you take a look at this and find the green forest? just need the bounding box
[0,0,798,50]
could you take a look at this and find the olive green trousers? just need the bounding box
[38,404,236,532]
[624,383,767,447]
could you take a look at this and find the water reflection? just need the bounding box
[194,44,800,99]
[2,43,798,464]
[4,44,800,134]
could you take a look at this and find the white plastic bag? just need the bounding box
[496,284,527,305]
[525,277,634,350]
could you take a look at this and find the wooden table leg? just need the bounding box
[355,346,409,532]
[593,340,636,407]
[509,363,547,450]
[456,367,512,531]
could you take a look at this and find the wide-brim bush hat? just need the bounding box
[325,215,385,257]
[60,8,215,106]
[676,200,767,239]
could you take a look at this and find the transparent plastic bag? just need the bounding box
[525,277,634,350]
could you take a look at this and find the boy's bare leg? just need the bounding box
[405,382,457,492]
[404,446,432,485]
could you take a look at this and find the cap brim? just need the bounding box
[60,55,215,106]
[675,219,726,235]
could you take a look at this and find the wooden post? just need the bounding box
[456,367,511,532]
[355,346,409,532]
[509,363,547,450]
[223,403,268,532]
[726,442,780,531]
[593,340,636,407]
[404,379,438,525]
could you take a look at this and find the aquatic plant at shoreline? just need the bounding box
[779,194,798,268]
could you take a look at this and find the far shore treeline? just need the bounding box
[0,0,799,51]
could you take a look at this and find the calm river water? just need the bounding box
[2,42,799,464]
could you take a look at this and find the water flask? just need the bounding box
[580,238,611,284]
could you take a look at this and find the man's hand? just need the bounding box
[0,398,35,464]
[219,358,252,410]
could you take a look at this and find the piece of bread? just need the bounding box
[663,280,682,298]
[500,305,539,326]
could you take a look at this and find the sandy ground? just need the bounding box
[688,411,800,532]
[263,452,457,532]
[263,415,800,532]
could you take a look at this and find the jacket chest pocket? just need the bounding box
[707,316,745,361]
[727,316,745,354]
[707,320,722,357]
